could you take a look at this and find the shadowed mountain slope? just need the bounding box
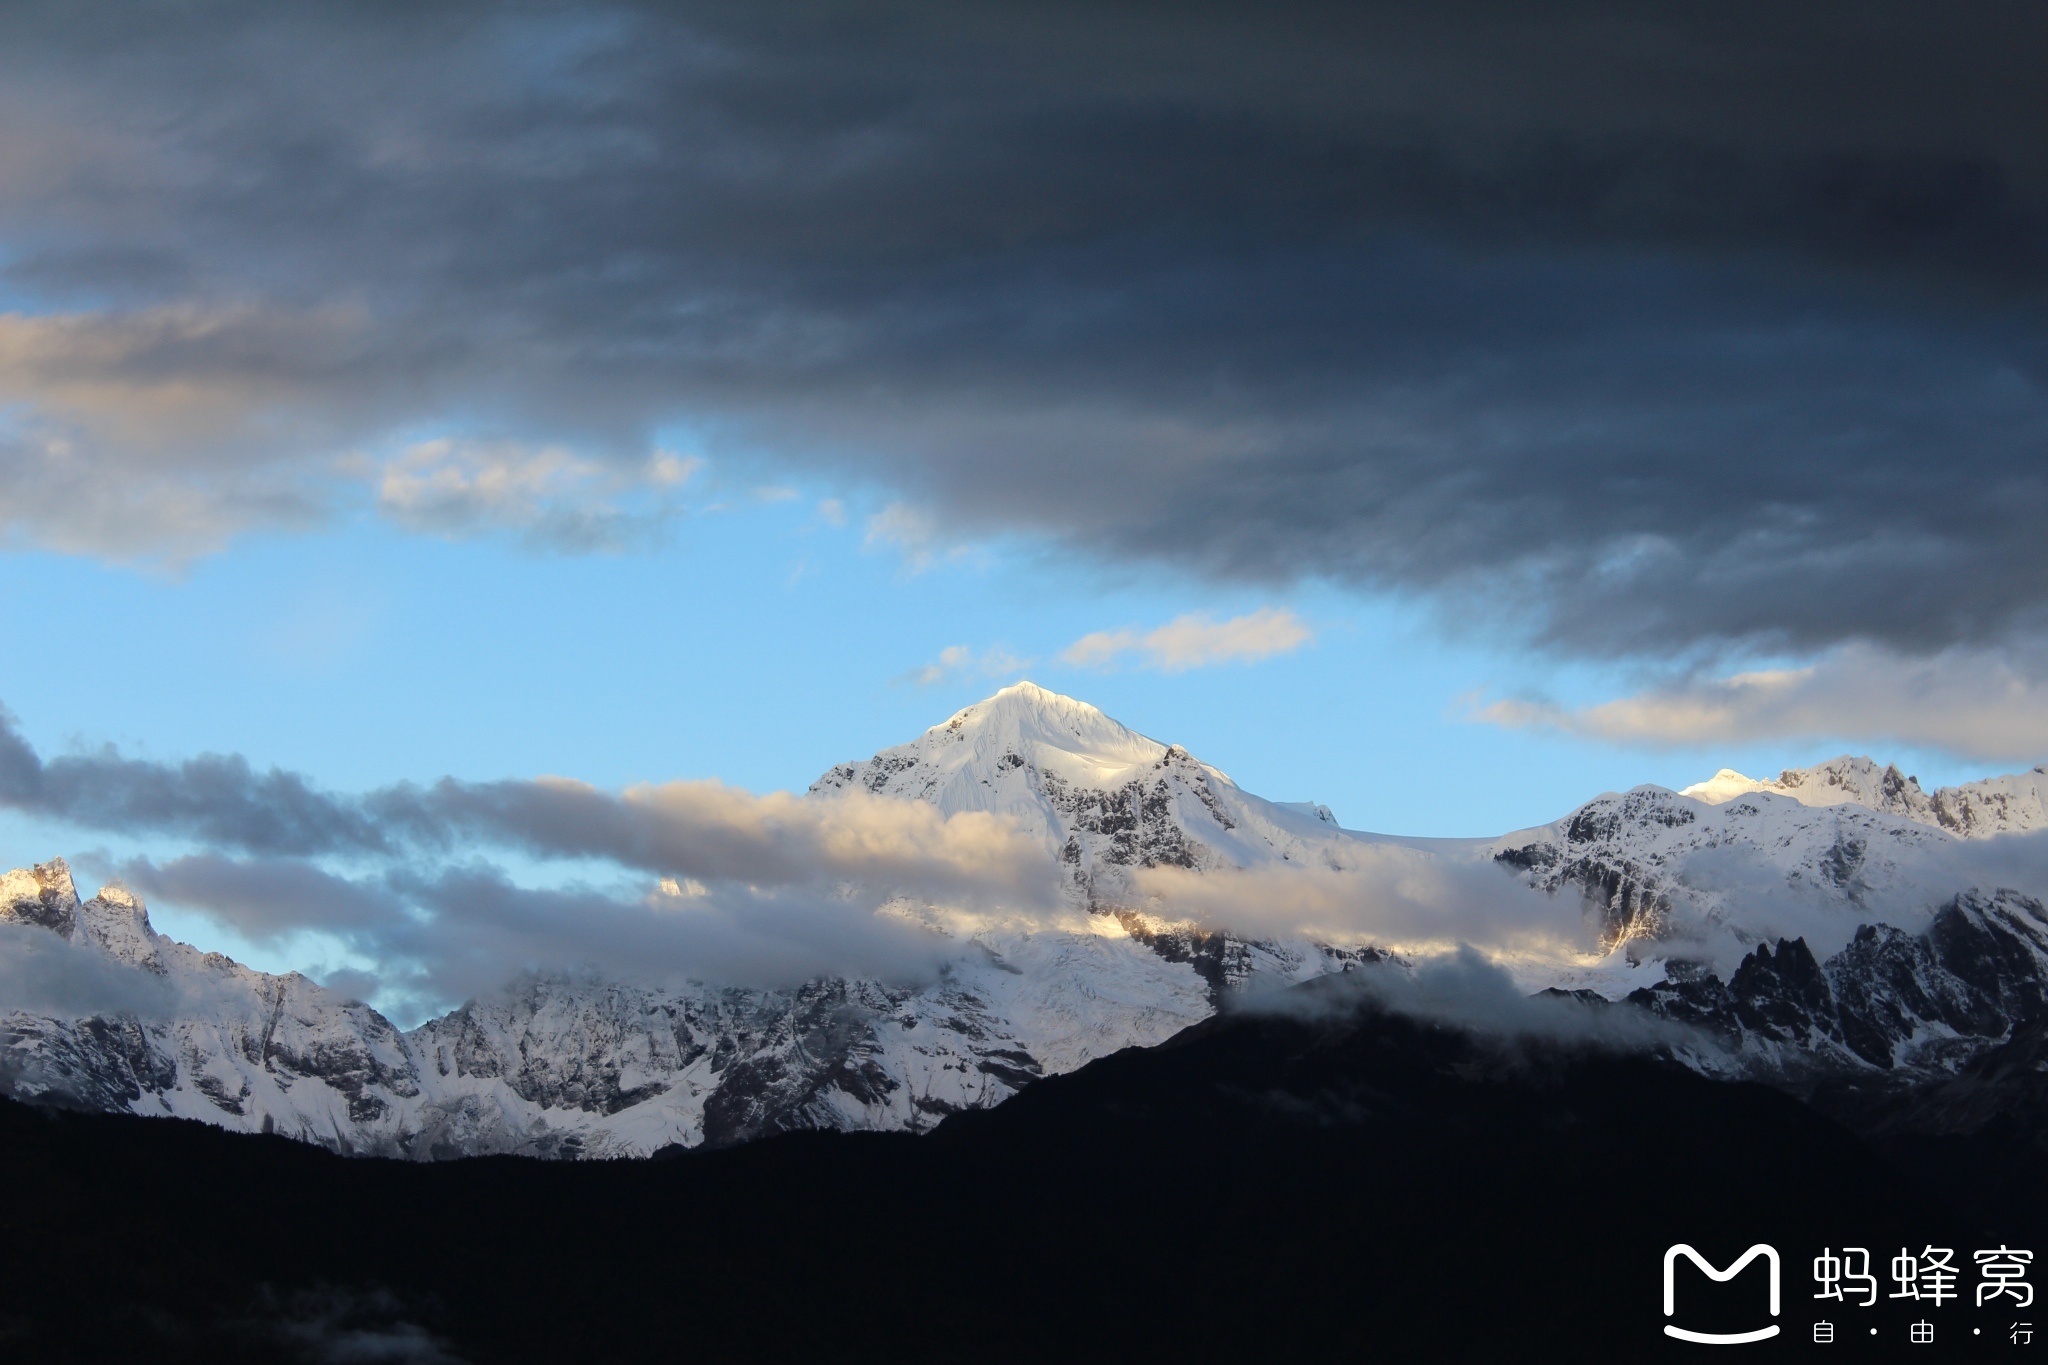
[0,975,2004,1363]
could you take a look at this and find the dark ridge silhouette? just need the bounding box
[0,979,2018,1362]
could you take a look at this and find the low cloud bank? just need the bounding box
[0,707,1053,898]
[1139,814,2048,986]
[0,705,1061,1011]
[14,696,2041,1019]
[0,699,1638,1015]
[116,854,965,1009]
[1131,847,1589,960]
[1642,828,2048,973]
[1234,946,1713,1055]
[0,922,176,1018]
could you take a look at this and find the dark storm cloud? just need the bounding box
[0,707,393,855]
[2,1,2045,655]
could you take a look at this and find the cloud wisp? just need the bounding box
[1061,608,1312,673]
[1130,848,1591,962]
[0,707,1049,897]
[114,853,966,1009]
[1472,644,2048,764]
[0,2,2040,665]
[861,503,976,576]
[373,439,699,552]
[901,644,1030,688]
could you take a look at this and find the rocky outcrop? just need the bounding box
[1493,781,1957,951]
[0,859,80,937]
[1628,889,2048,1088]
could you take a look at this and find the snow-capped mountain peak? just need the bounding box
[811,681,1359,905]
[0,856,81,937]
[1680,756,1927,815]
[813,680,1217,809]
[2,856,164,973]
[1680,755,2048,838]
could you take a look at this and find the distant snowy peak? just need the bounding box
[1,857,164,973]
[1495,783,1957,952]
[1681,756,2048,838]
[810,680,1359,907]
[1680,756,1924,813]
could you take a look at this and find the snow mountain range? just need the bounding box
[4,681,2046,1156]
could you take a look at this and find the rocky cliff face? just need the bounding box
[1490,781,1957,950]
[1621,887,2048,1133]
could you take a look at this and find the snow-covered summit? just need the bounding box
[1681,756,2048,838]
[1,857,165,973]
[811,681,1208,812]
[811,681,1359,906]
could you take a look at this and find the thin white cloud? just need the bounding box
[1060,607,1312,672]
[862,502,931,548]
[375,438,699,550]
[900,644,1031,687]
[862,501,953,573]
[1470,644,2048,764]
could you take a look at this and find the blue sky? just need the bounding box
[0,469,2000,869]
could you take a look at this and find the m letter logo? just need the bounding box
[1662,1244,1781,1344]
